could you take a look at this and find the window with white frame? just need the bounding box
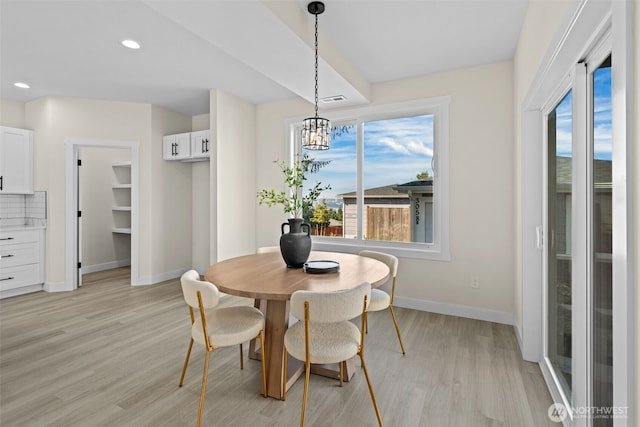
[288,97,450,260]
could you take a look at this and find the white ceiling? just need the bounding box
[0,0,529,117]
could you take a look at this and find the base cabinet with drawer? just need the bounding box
[0,228,45,298]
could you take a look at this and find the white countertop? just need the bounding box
[0,225,46,232]
[0,219,47,231]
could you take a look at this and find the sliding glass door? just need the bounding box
[543,37,613,426]
[590,54,612,427]
[547,89,573,403]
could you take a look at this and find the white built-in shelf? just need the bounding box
[112,227,132,234]
[111,161,131,235]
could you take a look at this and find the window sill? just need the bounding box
[311,238,451,261]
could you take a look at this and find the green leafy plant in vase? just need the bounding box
[257,153,330,268]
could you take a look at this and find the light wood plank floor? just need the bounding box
[0,267,555,426]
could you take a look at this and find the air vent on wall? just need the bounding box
[320,95,347,104]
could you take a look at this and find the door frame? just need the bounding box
[64,138,140,289]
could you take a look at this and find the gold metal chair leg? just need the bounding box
[359,352,384,427]
[239,343,244,369]
[179,338,194,386]
[258,331,267,397]
[196,350,212,427]
[300,359,311,427]
[388,305,406,354]
[282,345,288,401]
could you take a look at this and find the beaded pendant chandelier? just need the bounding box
[301,1,331,150]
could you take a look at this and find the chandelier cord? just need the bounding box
[314,11,319,121]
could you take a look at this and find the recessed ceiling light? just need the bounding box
[121,39,142,49]
[14,82,30,89]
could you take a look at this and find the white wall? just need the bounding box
[256,61,516,321]
[255,98,305,249]
[19,96,194,285]
[24,97,151,284]
[212,90,257,262]
[0,99,26,128]
[148,105,193,281]
[191,114,211,272]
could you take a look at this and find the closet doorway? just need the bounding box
[64,138,140,289]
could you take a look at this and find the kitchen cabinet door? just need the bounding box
[190,130,211,159]
[0,127,33,194]
[162,132,191,160]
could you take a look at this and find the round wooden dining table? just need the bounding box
[204,250,390,399]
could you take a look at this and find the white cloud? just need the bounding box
[379,137,410,154]
[407,140,433,156]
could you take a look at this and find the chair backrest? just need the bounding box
[257,246,280,254]
[180,269,220,310]
[358,250,398,278]
[290,282,371,324]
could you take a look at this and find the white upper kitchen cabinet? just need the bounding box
[0,126,34,194]
[162,132,191,160]
[189,130,211,160]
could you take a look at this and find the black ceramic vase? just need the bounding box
[280,218,312,268]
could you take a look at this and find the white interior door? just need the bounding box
[77,150,83,287]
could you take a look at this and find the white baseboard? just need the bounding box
[513,322,525,356]
[44,281,73,292]
[133,269,185,286]
[81,259,131,275]
[393,296,515,325]
[0,284,44,299]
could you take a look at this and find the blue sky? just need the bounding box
[593,66,612,160]
[303,115,434,200]
[555,65,612,160]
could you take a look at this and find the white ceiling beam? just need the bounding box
[144,0,370,108]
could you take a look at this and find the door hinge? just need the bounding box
[77,262,82,268]
[77,159,82,166]
[77,211,82,218]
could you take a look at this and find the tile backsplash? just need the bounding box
[0,192,47,227]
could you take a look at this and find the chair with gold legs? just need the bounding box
[358,250,406,354]
[282,282,383,427]
[178,270,267,427]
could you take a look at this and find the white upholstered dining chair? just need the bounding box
[282,282,383,427]
[358,250,406,354]
[178,270,267,427]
